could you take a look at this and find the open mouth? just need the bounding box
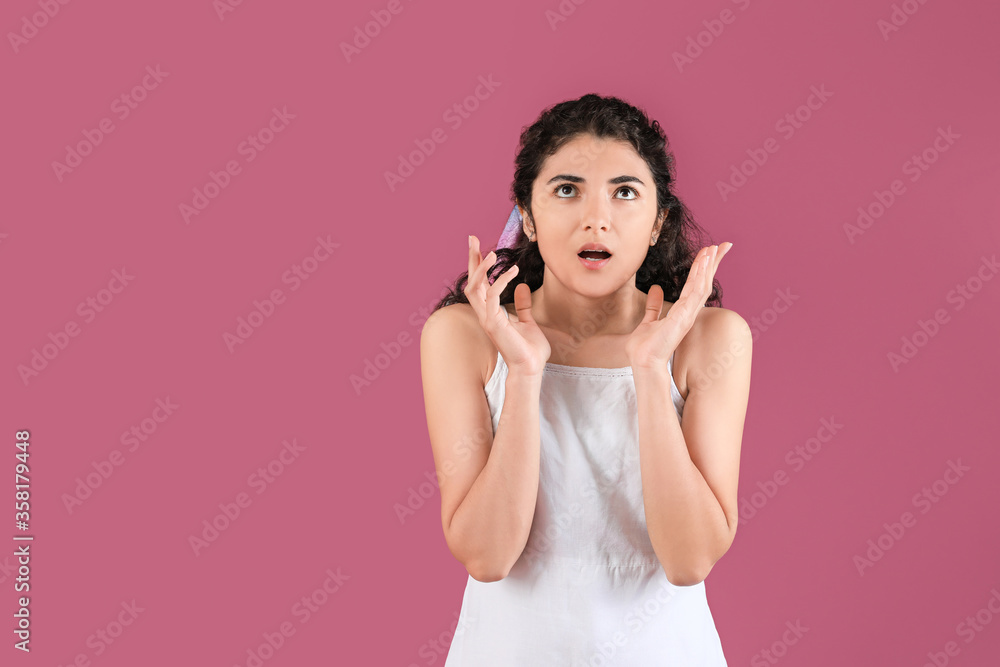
[578,250,612,262]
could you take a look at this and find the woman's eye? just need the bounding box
[554,184,638,199]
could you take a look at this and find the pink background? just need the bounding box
[3,0,999,664]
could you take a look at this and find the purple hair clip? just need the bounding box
[496,205,522,250]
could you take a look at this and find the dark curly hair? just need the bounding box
[432,93,722,313]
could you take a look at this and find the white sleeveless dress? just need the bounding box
[443,319,729,665]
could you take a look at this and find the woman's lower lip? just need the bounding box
[578,255,610,270]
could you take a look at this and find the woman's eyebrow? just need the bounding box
[546,174,646,186]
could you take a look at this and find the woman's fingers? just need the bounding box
[468,237,494,285]
[714,242,733,271]
[701,243,732,291]
[474,252,497,290]
[642,284,664,324]
[466,237,493,300]
[486,263,518,301]
[467,235,480,279]
[678,247,706,299]
[682,243,731,305]
[512,281,537,324]
[468,236,490,289]
[671,246,712,321]
[465,235,509,328]
[703,246,715,291]
[472,251,498,305]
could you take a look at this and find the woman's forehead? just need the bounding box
[540,138,647,181]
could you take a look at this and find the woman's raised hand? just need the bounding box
[625,242,733,371]
[465,235,551,376]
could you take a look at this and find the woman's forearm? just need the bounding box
[633,365,731,586]
[448,369,543,582]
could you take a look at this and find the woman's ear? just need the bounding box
[651,209,667,244]
[519,204,534,239]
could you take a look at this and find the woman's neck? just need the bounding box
[530,281,652,337]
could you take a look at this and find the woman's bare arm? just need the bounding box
[420,303,543,582]
[634,307,751,586]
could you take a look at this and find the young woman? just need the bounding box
[420,93,751,665]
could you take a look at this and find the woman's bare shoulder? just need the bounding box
[420,302,495,388]
[695,306,751,340]
[678,307,751,391]
[671,306,750,397]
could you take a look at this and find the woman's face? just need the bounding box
[522,133,663,296]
